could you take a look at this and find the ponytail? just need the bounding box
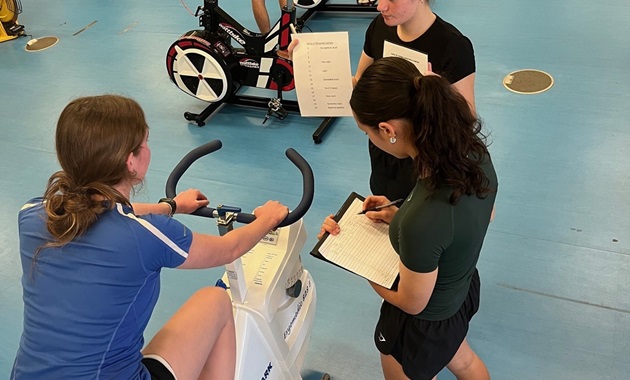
[350,57,491,204]
[42,171,128,248]
[410,74,490,203]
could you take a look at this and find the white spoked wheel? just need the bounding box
[169,42,231,103]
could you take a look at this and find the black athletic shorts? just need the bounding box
[142,355,176,380]
[374,269,481,380]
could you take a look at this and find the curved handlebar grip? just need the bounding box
[165,140,222,218]
[273,148,314,227]
[164,140,314,227]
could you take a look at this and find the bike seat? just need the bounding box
[293,0,321,9]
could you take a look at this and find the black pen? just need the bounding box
[357,198,404,215]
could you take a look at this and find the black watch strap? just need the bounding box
[158,198,177,216]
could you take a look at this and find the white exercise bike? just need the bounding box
[165,140,329,380]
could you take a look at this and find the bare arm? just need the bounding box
[451,72,476,114]
[370,263,437,315]
[132,189,209,216]
[132,202,172,217]
[353,51,374,87]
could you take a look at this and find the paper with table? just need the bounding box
[291,31,354,117]
[383,40,429,75]
[310,192,400,289]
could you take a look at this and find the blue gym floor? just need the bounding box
[1,1,629,379]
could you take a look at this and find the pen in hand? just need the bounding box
[357,198,404,215]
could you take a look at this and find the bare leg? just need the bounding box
[381,353,410,380]
[383,354,438,380]
[446,338,490,380]
[252,0,271,34]
[142,287,236,380]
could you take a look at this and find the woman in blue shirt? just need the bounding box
[13,95,289,379]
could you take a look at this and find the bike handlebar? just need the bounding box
[165,140,314,227]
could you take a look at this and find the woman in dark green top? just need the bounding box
[320,57,496,380]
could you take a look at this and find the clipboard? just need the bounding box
[310,192,400,289]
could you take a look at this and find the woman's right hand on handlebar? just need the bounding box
[183,200,288,270]
[254,200,290,227]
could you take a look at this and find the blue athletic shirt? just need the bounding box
[12,198,193,379]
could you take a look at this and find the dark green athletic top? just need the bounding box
[389,156,497,321]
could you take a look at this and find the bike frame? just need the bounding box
[198,0,295,55]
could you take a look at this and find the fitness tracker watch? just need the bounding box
[158,197,177,217]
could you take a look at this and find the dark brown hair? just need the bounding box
[350,57,491,204]
[43,95,148,247]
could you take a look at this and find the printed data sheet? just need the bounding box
[292,31,353,117]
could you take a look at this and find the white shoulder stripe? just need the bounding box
[21,201,43,211]
[116,204,189,259]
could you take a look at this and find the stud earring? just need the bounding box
[390,136,397,144]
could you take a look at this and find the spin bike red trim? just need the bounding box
[166,0,336,143]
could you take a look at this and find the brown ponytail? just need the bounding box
[42,172,127,247]
[409,74,490,203]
